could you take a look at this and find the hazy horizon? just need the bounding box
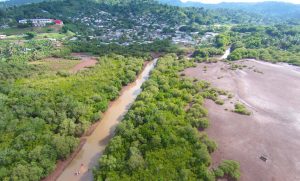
[181,0,300,4]
[1,0,300,4]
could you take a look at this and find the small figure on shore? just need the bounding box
[75,170,80,175]
[75,163,85,176]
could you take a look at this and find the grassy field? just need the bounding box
[2,30,75,42]
[29,58,81,72]
[0,25,75,41]
[36,33,67,39]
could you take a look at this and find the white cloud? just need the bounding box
[180,0,300,4]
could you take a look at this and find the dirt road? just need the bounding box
[70,53,98,73]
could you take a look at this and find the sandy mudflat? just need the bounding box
[184,60,300,181]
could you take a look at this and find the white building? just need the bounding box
[19,19,54,27]
[0,35,7,39]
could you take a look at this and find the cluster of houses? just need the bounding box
[0,13,217,47]
[70,10,201,45]
[18,19,63,27]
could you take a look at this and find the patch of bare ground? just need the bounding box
[150,52,164,59]
[31,58,80,72]
[70,53,98,73]
[183,60,300,181]
[31,52,98,73]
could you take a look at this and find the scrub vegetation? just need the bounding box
[234,103,251,116]
[214,160,241,180]
[0,40,71,63]
[227,25,300,66]
[0,54,144,180]
[94,54,240,180]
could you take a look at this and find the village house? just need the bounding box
[0,34,7,39]
[0,25,9,29]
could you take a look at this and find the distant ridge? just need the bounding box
[159,0,300,19]
[1,0,47,6]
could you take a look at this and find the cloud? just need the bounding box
[180,0,300,4]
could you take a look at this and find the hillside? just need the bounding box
[3,0,300,22]
[0,0,266,44]
[159,0,300,21]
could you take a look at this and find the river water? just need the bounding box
[57,58,158,181]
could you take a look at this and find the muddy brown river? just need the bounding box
[57,58,158,181]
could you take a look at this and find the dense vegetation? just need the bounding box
[94,54,240,180]
[213,160,241,180]
[192,47,224,62]
[0,54,144,180]
[68,39,180,57]
[159,0,300,23]
[0,0,271,36]
[0,61,42,81]
[0,40,71,63]
[203,25,300,66]
[0,25,186,180]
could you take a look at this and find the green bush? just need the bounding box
[25,32,36,39]
[214,168,224,178]
[234,103,251,115]
[95,55,216,180]
[218,160,241,180]
[215,99,224,105]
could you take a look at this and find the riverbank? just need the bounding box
[42,139,87,181]
[183,59,300,180]
[43,58,156,181]
[53,58,157,181]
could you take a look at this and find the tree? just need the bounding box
[60,119,76,136]
[231,41,244,51]
[127,147,145,171]
[216,34,229,48]
[217,160,241,180]
[51,135,78,159]
[99,155,118,171]
[25,32,36,40]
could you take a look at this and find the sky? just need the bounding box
[181,0,300,4]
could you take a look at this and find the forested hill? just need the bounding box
[1,0,266,36]
[159,0,300,21]
[1,0,260,24]
[2,0,300,23]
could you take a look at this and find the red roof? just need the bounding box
[54,20,63,25]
